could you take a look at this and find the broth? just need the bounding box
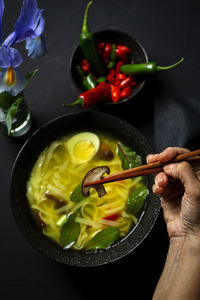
[26,132,148,250]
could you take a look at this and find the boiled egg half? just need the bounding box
[67,132,100,164]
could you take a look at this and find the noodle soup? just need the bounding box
[26,132,148,250]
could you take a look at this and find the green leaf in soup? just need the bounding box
[85,227,120,251]
[126,184,148,214]
[117,141,142,170]
[70,183,85,202]
[60,213,80,249]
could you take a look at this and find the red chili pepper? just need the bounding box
[109,69,116,76]
[111,85,120,102]
[103,43,112,63]
[103,213,120,221]
[116,45,131,53]
[130,80,137,87]
[116,45,131,63]
[119,77,132,89]
[114,80,121,86]
[116,73,127,81]
[120,86,132,100]
[98,42,105,50]
[65,82,111,108]
[106,75,115,84]
[97,42,105,58]
[80,58,90,74]
[116,61,123,73]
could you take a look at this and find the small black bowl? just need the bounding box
[70,30,148,105]
[11,111,160,267]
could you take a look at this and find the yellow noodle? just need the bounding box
[104,205,125,216]
[31,204,56,218]
[75,217,101,229]
[55,202,74,214]
[99,219,121,227]
[46,183,69,201]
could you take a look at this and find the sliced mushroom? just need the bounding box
[81,166,110,198]
[32,209,46,229]
[45,192,67,209]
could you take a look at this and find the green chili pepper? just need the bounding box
[110,44,116,61]
[107,61,115,69]
[96,76,106,83]
[120,57,184,75]
[107,44,116,69]
[85,73,96,90]
[80,1,105,76]
[76,66,96,90]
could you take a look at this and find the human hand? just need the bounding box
[147,147,200,238]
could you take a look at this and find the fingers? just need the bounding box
[147,147,200,200]
[146,147,189,164]
[164,161,200,190]
[158,147,190,163]
[152,172,169,194]
[146,153,159,164]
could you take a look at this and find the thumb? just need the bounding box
[164,161,200,190]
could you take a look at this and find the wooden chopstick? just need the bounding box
[84,149,200,187]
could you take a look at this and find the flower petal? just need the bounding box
[0,0,4,44]
[0,45,23,68]
[25,36,47,59]
[31,10,45,38]
[0,68,25,96]
[4,0,45,46]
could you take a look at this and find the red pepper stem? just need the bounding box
[82,1,93,34]
[63,97,84,107]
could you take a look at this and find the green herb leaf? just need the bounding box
[85,227,120,250]
[6,97,24,135]
[126,184,148,214]
[60,213,80,249]
[70,183,85,202]
[117,141,142,170]
[24,69,38,89]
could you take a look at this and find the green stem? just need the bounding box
[62,98,84,107]
[82,1,93,34]
[157,57,184,71]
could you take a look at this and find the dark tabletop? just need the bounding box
[1,0,200,299]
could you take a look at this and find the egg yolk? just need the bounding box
[74,140,95,160]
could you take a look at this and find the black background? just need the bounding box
[1,0,200,299]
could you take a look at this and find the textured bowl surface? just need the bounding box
[11,111,160,267]
[70,30,148,104]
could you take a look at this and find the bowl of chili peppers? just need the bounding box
[70,29,148,106]
[67,1,183,108]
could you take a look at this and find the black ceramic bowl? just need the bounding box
[70,30,148,105]
[11,111,160,267]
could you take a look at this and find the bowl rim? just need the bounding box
[10,111,160,267]
[69,29,149,105]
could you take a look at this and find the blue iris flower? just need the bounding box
[0,45,25,96]
[4,0,47,56]
[0,0,47,96]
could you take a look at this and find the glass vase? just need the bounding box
[0,91,32,138]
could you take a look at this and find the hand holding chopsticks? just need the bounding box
[84,149,200,187]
